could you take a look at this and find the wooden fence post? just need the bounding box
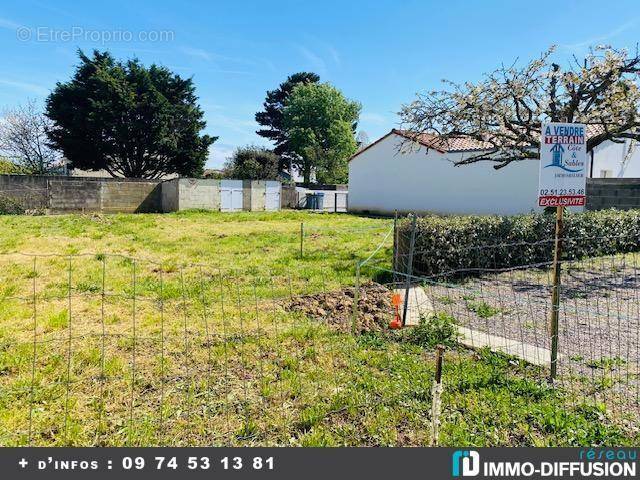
[549,205,564,381]
[300,222,304,259]
[430,345,445,446]
[351,260,361,334]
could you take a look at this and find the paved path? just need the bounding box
[394,286,434,326]
[397,285,555,367]
[456,326,555,367]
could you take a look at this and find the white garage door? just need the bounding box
[265,181,281,211]
[220,180,243,211]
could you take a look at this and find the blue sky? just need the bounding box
[1,0,639,168]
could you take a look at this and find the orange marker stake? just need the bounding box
[389,293,402,329]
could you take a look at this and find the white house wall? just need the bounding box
[591,139,640,178]
[348,134,541,215]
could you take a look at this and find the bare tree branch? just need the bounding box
[0,100,61,174]
[399,46,640,169]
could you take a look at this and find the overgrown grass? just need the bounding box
[0,211,636,446]
[0,210,391,272]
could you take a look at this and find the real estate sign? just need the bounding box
[538,123,587,207]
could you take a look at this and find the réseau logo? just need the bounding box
[452,450,480,477]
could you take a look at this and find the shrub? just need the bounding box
[397,210,640,277]
[0,158,27,174]
[0,194,25,215]
[403,312,458,349]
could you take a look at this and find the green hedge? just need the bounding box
[397,210,640,278]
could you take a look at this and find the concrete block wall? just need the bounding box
[161,178,179,212]
[586,178,640,210]
[242,180,251,211]
[100,180,161,213]
[178,178,220,210]
[0,175,49,210]
[242,180,266,211]
[48,177,101,212]
[0,174,163,213]
[0,174,282,214]
[251,181,266,211]
[295,186,349,212]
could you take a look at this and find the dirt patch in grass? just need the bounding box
[286,282,394,332]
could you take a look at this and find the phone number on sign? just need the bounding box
[24,456,275,472]
[539,188,585,195]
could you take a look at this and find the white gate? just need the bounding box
[265,181,281,211]
[220,180,243,211]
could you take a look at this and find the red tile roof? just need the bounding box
[392,129,493,152]
[350,126,607,162]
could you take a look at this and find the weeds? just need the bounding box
[403,312,458,349]
[466,300,502,318]
[586,357,627,370]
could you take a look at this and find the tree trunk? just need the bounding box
[303,161,311,184]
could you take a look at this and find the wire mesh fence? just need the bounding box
[357,218,640,444]
[1,254,320,445]
[0,239,427,447]
[1,215,639,446]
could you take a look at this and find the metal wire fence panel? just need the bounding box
[2,216,639,446]
[358,222,640,445]
[0,248,432,447]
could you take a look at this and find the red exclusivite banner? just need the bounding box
[538,196,586,207]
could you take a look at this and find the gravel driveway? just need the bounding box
[421,255,640,420]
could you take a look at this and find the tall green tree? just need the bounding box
[223,146,280,180]
[283,83,361,184]
[46,50,216,178]
[255,72,320,169]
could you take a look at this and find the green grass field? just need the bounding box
[0,211,636,446]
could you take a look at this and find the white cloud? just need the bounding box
[0,79,49,96]
[296,46,327,76]
[561,18,639,51]
[360,112,387,125]
[180,46,212,61]
[0,17,21,30]
[207,143,235,169]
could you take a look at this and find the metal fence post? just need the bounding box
[351,260,361,334]
[402,215,417,326]
[392,210,399,280]
[300,222,304,259]
[549,206,564,381]
[334,192,338,213]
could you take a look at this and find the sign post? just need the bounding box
[538,123,587,381]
